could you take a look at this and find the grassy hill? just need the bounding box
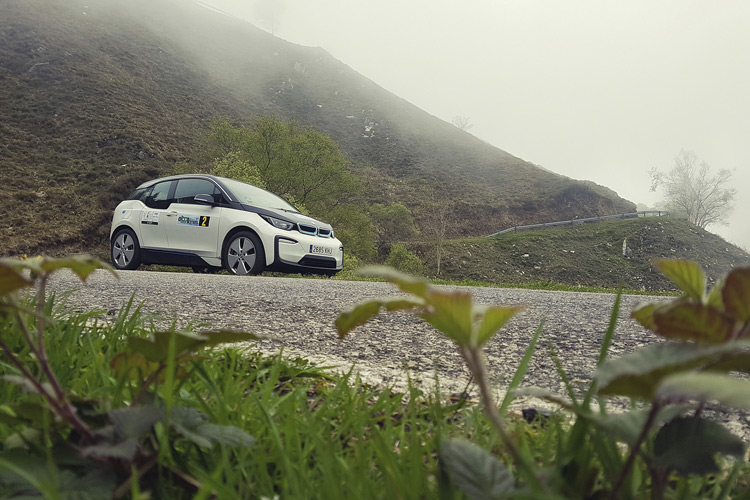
[1,0,635,258]
[410,217,750,292]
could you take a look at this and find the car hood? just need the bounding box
[243,204,334,231]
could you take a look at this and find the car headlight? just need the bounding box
[264,216,295,231]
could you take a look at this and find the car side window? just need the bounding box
[144,181,173,209]
[173,179,219,205]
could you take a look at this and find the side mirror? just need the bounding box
[194,194,215,205]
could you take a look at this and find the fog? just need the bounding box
[203,0,749,250]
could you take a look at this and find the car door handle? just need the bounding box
[166,211,178,217]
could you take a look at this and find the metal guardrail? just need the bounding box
[486,211,669,238]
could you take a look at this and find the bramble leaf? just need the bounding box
[109,405,164,438]
[631,302,659,331]
[109,352,161,380]
[38,254,116,281]
[655,259,706,300]
[475,305,524,347]
[651,302,734,343]
[722,267,750,322]
[440,438,515,500]
[653,416,744,475]
[195,330,260,347]
[587,405,689,447]
[126,329,252,363]
[336,297,424,338]
[81,438,139,460]
[420,289,474,346]
[655,372,750,409]
[196,423,255,448]
[359,266,429,297]
[595,342,746,399]
[0,262,33,296]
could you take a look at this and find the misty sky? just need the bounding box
[203,0,749,250]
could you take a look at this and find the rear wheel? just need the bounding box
[223,231,265,275]
[111,228,141,270]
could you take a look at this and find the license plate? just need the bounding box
[309,244,333,255]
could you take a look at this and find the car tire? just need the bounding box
[223,231,265,276]
[111,228,141,270]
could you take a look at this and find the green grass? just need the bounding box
[410,217,750,293]
[3,264,750,499]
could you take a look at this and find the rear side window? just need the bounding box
[173,178,220,204]
[144,181,173,209]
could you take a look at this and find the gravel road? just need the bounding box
[48,269,749,437]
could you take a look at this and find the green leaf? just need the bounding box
[38,254,116,281]
[630,302,658,332]
[706,278,726,311]
[0,262,34,296]
[2,375,55,399]
[653,417,745,475]
[655,259,706,300]
[335,297,423,338]
[109,405,164,439]
[440,438,515,500]
[358,265,429,297]
[651,302,734,343]
[595,342,741,399]
[195,423,255,448]
[475,305,524,347]
[722,267,750,322]
[197,330,261,346]
[512,387,574,411]
[588,405,690,447]
[655,372,750,408]
[127,330,215,362]
[81,438,139,460]
[420,290,474,346]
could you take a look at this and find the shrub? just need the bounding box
[385,243,423,275]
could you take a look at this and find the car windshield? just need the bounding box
[219,177,299,212]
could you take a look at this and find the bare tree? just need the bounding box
[451,115,473,132]
[419,202,454,276]
[649,150,736,229]
[252,0,285,35]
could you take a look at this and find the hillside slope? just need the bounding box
[411,217,750,292]
[0,0,634,257]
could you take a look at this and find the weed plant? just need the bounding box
[1,256,749,499]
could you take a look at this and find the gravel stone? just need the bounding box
[48,269,750,438]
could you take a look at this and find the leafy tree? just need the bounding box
[649,150,736,229]
[385,244,423,275]
[199,116,375,259]
[212,152,265,188]
[369,203,417,258]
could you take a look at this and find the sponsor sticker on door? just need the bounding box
[177,215,210,227]
[140,211,160,225]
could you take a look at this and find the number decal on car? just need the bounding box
[177,215,210,227]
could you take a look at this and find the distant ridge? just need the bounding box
[2,0,635,257]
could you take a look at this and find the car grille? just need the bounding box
[297,223,333,238]
[298,255,337,269]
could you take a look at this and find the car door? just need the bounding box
[163,178,223,257]
[138,180,173,249]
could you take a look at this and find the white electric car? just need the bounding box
[110,174,343,275]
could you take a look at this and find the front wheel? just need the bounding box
[111,228,141,270]
[223,231,265,275]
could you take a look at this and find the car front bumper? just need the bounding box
[270,235,344,274]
